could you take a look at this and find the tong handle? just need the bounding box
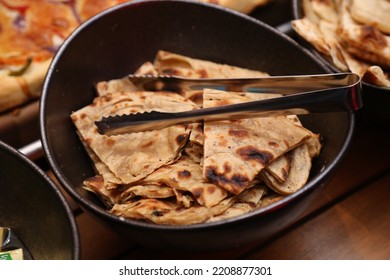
[129,72,360,94]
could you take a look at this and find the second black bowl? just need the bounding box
[0,141,79,259]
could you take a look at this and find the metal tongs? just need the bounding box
[95,72,362,135]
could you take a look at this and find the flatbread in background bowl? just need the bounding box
[72,51,323,225]
[292,0,390,122]
[292,0,390,88]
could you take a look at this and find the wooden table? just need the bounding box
[44,111,389,260]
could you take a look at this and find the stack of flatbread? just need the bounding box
[71,50,322,225]
[292,0,390,88]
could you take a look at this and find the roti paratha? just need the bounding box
[111,196,237,225]
[136,156,228,208]
[75,51,322,225]
[71,91,198,184]
[350,0,390,34]
[202,89,314,195]
[292,0,390,88]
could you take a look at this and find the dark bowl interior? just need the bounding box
[0,141,79,259]
[292,0,390,123]
[40,0,354,251]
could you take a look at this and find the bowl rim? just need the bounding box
[0,140,80,259]
[40,0,356,231]
[291,0,390,92]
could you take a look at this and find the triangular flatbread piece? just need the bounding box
[202,89,314,195]
[138,156,228,207]
[339,0,390,68]
[262,143,312,195]
[154,50,269,79]
[71,91,198,184]
[350,0,390,34]
[154,50,270,106]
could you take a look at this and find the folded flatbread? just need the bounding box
[154,50,270,106]
[261,114,321,194]
[154,50,269,79]
[202,89,314,195]
[350,0,390,34]
[76,51,322,225]
[71,91,198,184]
[262,143,312,194]
[208,184,267,222]
[339,0,390,69]
[136,156,228,208]
[362,66,390,88]
[110,196,237,225]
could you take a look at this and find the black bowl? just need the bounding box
[40,0,355,251]
[0,141,80,259]
[292,0,390,124]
